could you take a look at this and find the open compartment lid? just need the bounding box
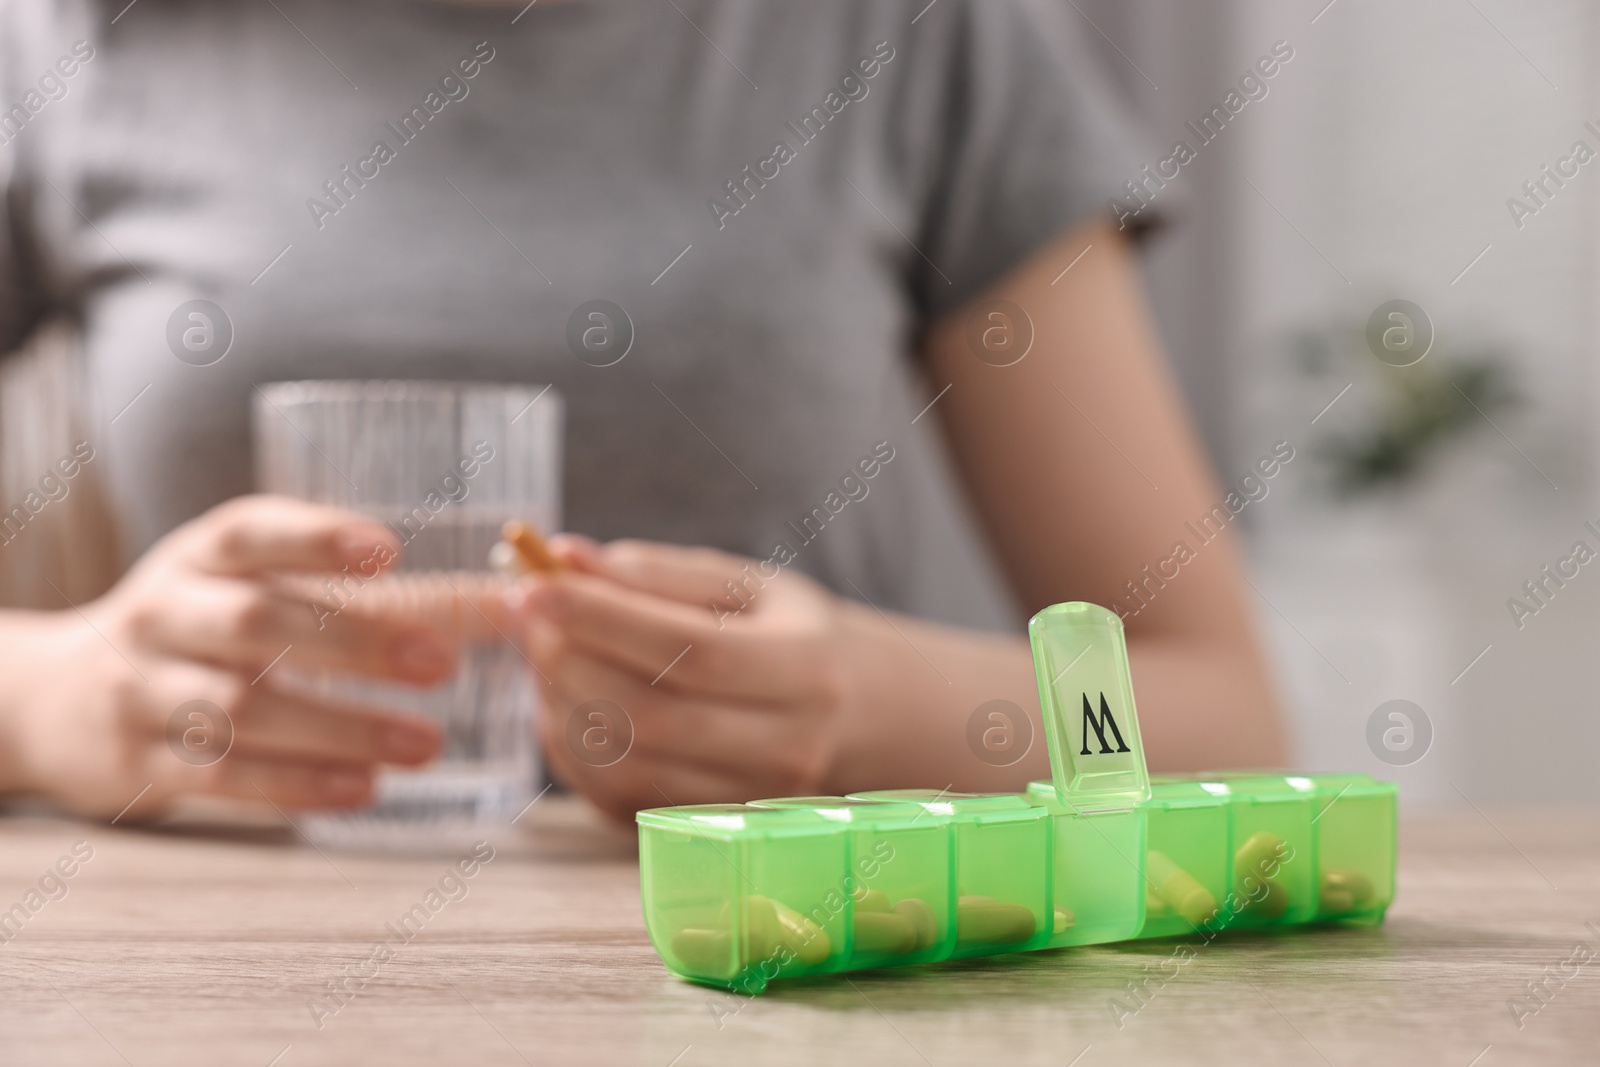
[1028,602,1151,810]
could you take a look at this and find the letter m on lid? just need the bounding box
[1080,693,1131,755]
[1028,602,1150,809]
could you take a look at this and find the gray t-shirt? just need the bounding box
[1,0,1140,631]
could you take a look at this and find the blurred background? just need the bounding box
[5,0,1591,812]
[1064,0,1599,805]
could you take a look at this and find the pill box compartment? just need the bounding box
[752,797,955,970]
[1170,775,1317,930]
[852,790,1052,959]
[1307,774,1397,922]
[638,593,1400,990]
[636,804,848,992]
[1140,781,1231,939]
[1023,790,1146,947]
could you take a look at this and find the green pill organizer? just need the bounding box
[636,602,1397,991]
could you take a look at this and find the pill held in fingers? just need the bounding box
[493,519,566,575]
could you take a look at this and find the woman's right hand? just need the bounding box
[0,494,453,820]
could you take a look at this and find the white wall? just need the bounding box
[1071,0,1600,804]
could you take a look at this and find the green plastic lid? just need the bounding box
[1300,773,1393,795]
[748,796,933,827]
[848,789,1040,822]
[1028,602,1150,810]
[635,803,837,838]
[1149,779,1235,805]
[1209,775,1314,799]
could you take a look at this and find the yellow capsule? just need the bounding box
[1319,886,1355,913]
[740,895,785,962]
[957,896,1035,945]
[1053,906,1075,934]
[853,910,918,955]
[1234,831,1286,884]
[1148,850,1218,926]
[1145,888,1170,917]
[770,897,831,965]
[892,897,938,950]
[1322,868,1374,905]
[670,927,733,974]
[1246,879,1288,918]
[854,888,893,913]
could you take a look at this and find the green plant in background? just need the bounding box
[1296,328,1519,496]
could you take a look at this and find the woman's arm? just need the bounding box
[523,218,1285,817]
[888,215,1285,775]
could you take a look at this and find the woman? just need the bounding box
[0,0,1283,822]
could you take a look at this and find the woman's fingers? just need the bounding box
[527,573,831,703]
[521,540,854,817]
[181,494,399,578]
[129,575,455,684]
[133,663,440,810]
[201,755,376,809]
[540,649,828,785]
[538,709,763,820]
[567,537,754,607]
[144,659,443,768]
[228,688,442,767]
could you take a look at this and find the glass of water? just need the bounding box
[252,380,562,850]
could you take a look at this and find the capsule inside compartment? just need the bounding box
[1020,784,1146,947]
[1150,774,1317,929]
[636,803,850,991]
[751,796,955,970]
[1305,774,1396,921]
[850,790,1051,958]
[1138,780,1231,938]
[638,772,1398,991]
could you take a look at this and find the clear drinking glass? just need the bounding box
[252,380,562,850]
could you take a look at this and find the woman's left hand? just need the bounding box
[511,538,853,822]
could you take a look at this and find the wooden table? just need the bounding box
[1,799,1595,1066]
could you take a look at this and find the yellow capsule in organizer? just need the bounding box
[853,910,918,955]
[956,895,1036,945]
[740,894,785,961]
[669,927,732,973]
[853,888,892,913]
[1234,831,1286,885]
[1319,868,1375,913]
[1247,879,1288,918]
[770,897,831,965]
[1234,830,1291,917]
[720,895,831,967]
[892,897,938,950]
[1148,850,1218,926]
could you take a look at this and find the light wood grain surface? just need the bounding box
[0,798,1595,1066]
